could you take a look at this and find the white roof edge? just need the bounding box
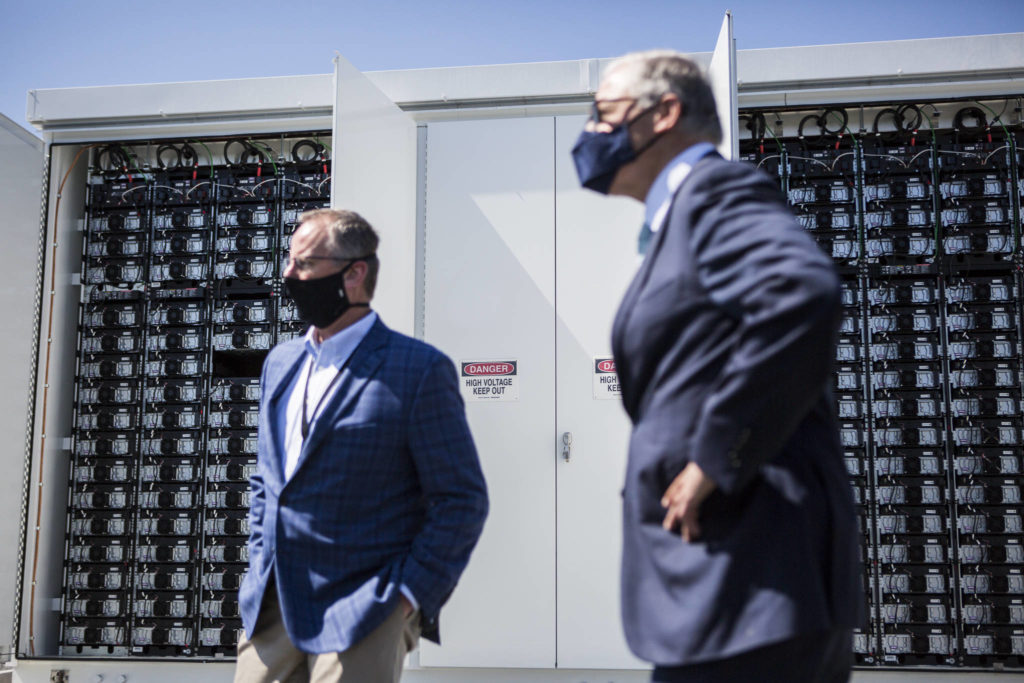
[737,32,1024,87]
[24,33,1024,131]
[0,114,43,149]
[742,31,1024,54]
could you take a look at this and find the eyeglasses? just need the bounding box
[589,97,637,124]
[285,254,349,274]
[285,253,376,275]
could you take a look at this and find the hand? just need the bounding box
[661,462,718,542]
[400,595,414,617]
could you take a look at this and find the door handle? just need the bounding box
[561,431,573,462]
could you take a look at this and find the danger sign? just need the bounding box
[593,357,622,400]
[460,360,519,402]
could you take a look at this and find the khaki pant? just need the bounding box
[234,589,420,683]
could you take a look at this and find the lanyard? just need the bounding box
[300,354,353,440]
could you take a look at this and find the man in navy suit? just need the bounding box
[572,51,863,682]
[234,209,488,682]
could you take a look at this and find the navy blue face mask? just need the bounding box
[571,103,662,194]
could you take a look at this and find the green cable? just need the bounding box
[192,139,215,179]
[247,140,279,175]
[975,101,1012,142]
[314,134,333,152]
[762,116,783,154]
[827,109,860,151]
[118,144,144,176]
[920,104,938,144]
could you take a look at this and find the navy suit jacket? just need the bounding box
[239,317,489,653]
[611,153,864,666]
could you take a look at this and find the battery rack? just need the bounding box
[742,98,1024,670]
[55,96,1024,671]
[60,134,331,657]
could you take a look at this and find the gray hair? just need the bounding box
[299,208,380,297]
[605,50,722,144]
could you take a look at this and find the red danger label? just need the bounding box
[595,358,616,373]
[462,361,517,376]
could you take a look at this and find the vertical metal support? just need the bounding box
[414,124,428,341]
[853,138,884,662]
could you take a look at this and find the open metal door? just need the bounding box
[708,11,738,160]
[0,115,43,662]
[331,54,418,335]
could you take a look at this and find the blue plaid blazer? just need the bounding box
[239,317,488,653]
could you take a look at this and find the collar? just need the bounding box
[302,310,378,370]
[644,141,716,233]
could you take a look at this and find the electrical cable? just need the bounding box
[895,104,923,133]
[95,145,127,175]
[872,108,901,142]
[313,134,332,153]
[917,103,938,144]
[223,140,257,167]
[155,144,181,170]
[820,108,848,134]
[291,139,323,163]
[180,143,198,169]
[953,106,988,135]
[191,140,215,179]
[246,140,278,175]
[975,101,1012,143]
[118,145,144,176]
[798,114,825,145]
[761,113,784,153]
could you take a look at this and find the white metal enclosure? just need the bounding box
[0,114,43,667]
[4,25,1024,683]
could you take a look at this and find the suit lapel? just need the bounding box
[612,154,718,413]
[263,341,307,487]
[615,152,719,340]
[284,319,390,483]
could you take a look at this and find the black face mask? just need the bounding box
[283,259,371,328]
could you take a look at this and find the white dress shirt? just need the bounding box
[281,311,378,480]
[277,310,419,610]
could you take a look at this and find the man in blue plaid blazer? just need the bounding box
[235,209,489,682]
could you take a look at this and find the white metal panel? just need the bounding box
[708,11,738,160]
[419,117,556,668]
[367,59,603,107]
[26,75,332,129]
[737,33,1024,92]
[0,115,43,661]
[553,115,644,669]
[332,54,418,336]
[19,144,87,658]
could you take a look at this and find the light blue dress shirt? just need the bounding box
[644,141,717,234]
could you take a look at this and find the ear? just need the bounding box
[345,260,369,299]
[652,94,683,134]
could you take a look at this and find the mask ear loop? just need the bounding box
[342,254,376,309]
[628,97,677,158]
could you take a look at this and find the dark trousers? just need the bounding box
[652,629,853,683]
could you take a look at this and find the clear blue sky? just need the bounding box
[1,0,1021,135]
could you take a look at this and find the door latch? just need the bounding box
[561,431,573,462]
